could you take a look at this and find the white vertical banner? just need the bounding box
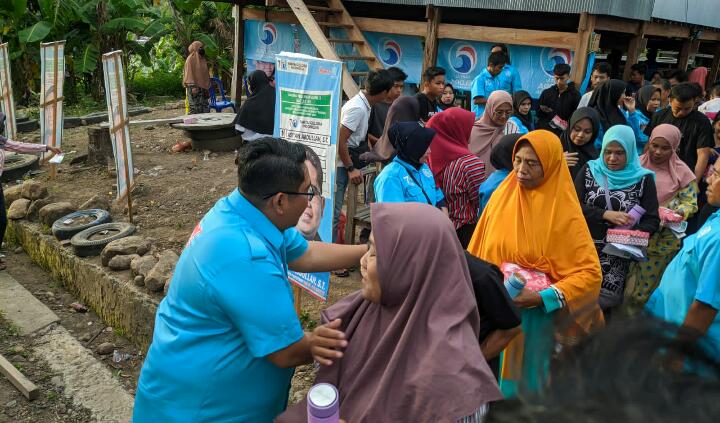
[39,41,65,163]
[102,50,135,221]
[0,43,16,139]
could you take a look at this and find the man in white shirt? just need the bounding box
[333,70,394,243]
[578,62,612,108]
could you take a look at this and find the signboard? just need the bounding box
[244,20,316,75]
[102,51,135,220]
[39,41,65,168]
[437,39,574,98]
[274,52,342,301]
[0,43,16,139]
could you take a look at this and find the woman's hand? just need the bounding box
[603,210,632,226]
[622,95,636,113]
[513,288,542,309]
[47,146,62,156]
[308,318,347,366]
[564,151,579,167]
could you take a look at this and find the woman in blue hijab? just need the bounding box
[574,125,660,318]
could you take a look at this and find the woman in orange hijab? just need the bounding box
[467,130,602,398]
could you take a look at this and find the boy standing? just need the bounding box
[537,63,581,135]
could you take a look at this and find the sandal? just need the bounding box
[333,269,350,278]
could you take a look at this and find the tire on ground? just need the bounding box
[70,222,136,257]
[52,209,112,240]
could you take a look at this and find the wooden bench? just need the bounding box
[344,165,378,245]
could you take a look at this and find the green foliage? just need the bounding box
[75,44,100,75]
[18,20,51,43]
[130,71,184,100]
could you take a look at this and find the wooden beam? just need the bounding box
[709,44,720,88]
[231,4,244,104]
[644,22,691,39]
[243,8,300,25]
[354,17,426,37]
[699,31,720,42]
[438,23,577,50]
[677,39,700,71]
[422,5,441,73]
[570,13,596,86]
[594,16,641,34]
[623,22,647,81]
[0,353,39,400]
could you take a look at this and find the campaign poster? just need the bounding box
[0,43,16,139]
[437,39,574,98]
[274,52,342,301]
[244,20,317,76]
[39,41,65,155]
[102,51,135,201]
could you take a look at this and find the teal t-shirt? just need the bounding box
[374,157,444,206]
[133,189,308,422]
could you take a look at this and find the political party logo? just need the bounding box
[449,43,477,75]
[259,22,277,46]
[541,48,572,76]
[378,38,401,66]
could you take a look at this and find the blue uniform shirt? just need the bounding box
[133,189,308,423]
[374,157,444,206]
[498,64,523,94]
[471,68,501,118]
[646,210,720,356]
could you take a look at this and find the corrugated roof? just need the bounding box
[652,0,720,30]
[345,0,654,21]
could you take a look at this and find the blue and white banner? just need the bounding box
[274,53,342,301]
[244,20,317,64]
[359,32,423,84]
[437,39,574,98]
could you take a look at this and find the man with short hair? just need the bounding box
[133,138,367,422]
[668,69,689,87]
[367,66,407,148]
[334,69,393,242]
[537,63,581,135]
[471,51,507,118]
[627,63,650,96]
[645,82,714,180]
[491,44,523,94]
[653,78,672,110]
[297,146,326,241]
[578,62,612,107]
[416,66,446,122]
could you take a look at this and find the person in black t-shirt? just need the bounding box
[416,66,446,122]
[537,63,581,135]
[645,82,714,181]
[368,67,408,149]
[464,252,522,379]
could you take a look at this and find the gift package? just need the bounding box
[606,229,650,247]
[500,262,552,292]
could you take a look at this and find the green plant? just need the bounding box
[299,310,317,331]
[46,391,58,401]
[113,327,125,337]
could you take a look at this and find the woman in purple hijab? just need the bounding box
[277,202,502,423]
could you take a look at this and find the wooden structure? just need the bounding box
[0,353,39,400]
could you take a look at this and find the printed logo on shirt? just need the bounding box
[186,221,203,247]
[259,22,277,46]
[421,167,433,178]
[448,42,477,75]
[540,48,572,77]
[402,175,417,187]
[698,225,713,238]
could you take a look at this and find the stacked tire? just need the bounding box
[51,209,136,257]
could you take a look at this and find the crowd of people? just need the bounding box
[135,47,720,422]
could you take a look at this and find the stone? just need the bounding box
[3,184,23,204]
[108,254,140,271]
[7,198,31,219]
[130,255,157,278]
[11,354,26,363]
[133,275,145,287]
[79,333,92,342]
[21,179,47,200]
[27,198,53,222]
[51,376,64,388]
[145,250,178,293]
[38,202,75,227]
[163,278,171,295]
[79,194,110,211]
[57,403,67,414]
[101,237,150,266]
[13,246,22,254]
[96,342,115,355]
[4,400,17,408]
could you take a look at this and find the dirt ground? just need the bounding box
[10,104,364,404]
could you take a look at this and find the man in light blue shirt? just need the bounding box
[491,44,523,94]
[133,138,367,423]
[471,51,507,118]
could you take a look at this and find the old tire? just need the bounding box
[1,153,39,183]
[52,209,112,241]
[189,135,243,152]
[70,222,135,257]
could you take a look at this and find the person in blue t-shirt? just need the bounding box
[132,138,368,423]
[478,133,521,217]
[471,51,507,118]
[491,44,523,94]
[646,158,720,357]
[374,121,446,209]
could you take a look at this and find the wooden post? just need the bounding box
[677,39,700,71]
[231,5,244,105]
[622,23,647,81]
[0,353,39,400]
[422,5,442,75]
[50,43,59,179]
[294,286,302,317]
[570,13,596,86]
[709,43,720,87]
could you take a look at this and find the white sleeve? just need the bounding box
[341,104,363,133]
